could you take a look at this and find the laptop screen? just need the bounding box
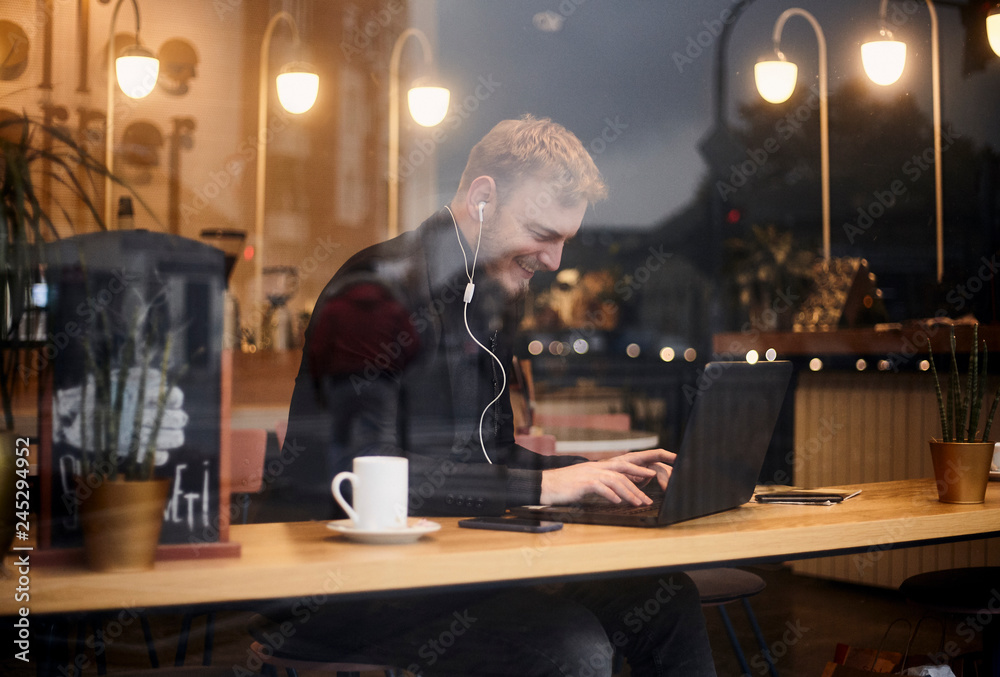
[660,361,792,524]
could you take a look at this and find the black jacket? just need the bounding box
[272,209,583,520]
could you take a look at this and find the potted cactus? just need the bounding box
[926,325,1000,503]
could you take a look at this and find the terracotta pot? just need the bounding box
[77,476,171,572]
[928,441,994,504]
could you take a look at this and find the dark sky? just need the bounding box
[425,0,1000,229]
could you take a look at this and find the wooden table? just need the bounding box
[4,479,1000,616]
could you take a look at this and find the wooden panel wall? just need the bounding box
[791,371,1000,588]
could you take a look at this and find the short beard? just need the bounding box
[506,280,530,302]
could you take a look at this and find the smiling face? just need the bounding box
[478,177,588,299]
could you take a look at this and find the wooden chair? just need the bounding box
[230,427,268,524]
[275,418,288,450]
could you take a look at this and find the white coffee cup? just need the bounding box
[332,456,409,531]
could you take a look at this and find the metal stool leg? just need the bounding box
[717,605,753,677]
[72,620,89,677]
[91,617,109,676]
[742,597,779,677]
[139,613,159,668]
[203,611,216,665]
[176,613,194,665]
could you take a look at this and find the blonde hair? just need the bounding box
[456,115,607,207]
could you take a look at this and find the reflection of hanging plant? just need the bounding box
[725,224,816,327]
[0,114,155,431]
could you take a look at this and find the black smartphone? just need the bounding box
[754,489,862,504]
[458,516,564,533]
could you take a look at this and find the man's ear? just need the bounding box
[466,176,497,222]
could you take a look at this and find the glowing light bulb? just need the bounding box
[116,44,159,99]
[407,86,450,126]
[755,60,797,104]
[276,64,319,114]
[862,40,906,85]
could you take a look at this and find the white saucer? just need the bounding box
[326,518,441,544]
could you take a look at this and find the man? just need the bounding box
[267,116,717,676]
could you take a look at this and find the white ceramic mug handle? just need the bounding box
[332,471,360,525]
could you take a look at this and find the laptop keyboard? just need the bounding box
[584,502,660,516]
[575,486,664,515]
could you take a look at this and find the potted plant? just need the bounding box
[1,114,166,565]
[0,113,118,565]
[70,288,186,571]
[926,325,1000,504]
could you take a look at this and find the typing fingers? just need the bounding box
[540,464,652,506]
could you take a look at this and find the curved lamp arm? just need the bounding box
[388,28,437,240]
[867,0,942,281]
[254,11,300,313]
[768,8,829,263]
[104,0,155,227]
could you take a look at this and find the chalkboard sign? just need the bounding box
[42,231,224,548]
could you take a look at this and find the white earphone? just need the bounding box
[444,200,505,465]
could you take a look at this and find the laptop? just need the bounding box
[510,361,793,527]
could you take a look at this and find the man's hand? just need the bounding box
[539,449,676,506]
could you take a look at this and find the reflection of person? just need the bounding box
[270,116,716,676]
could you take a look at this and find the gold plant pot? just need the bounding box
[77,476,171,572]
[928,440,995,504]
